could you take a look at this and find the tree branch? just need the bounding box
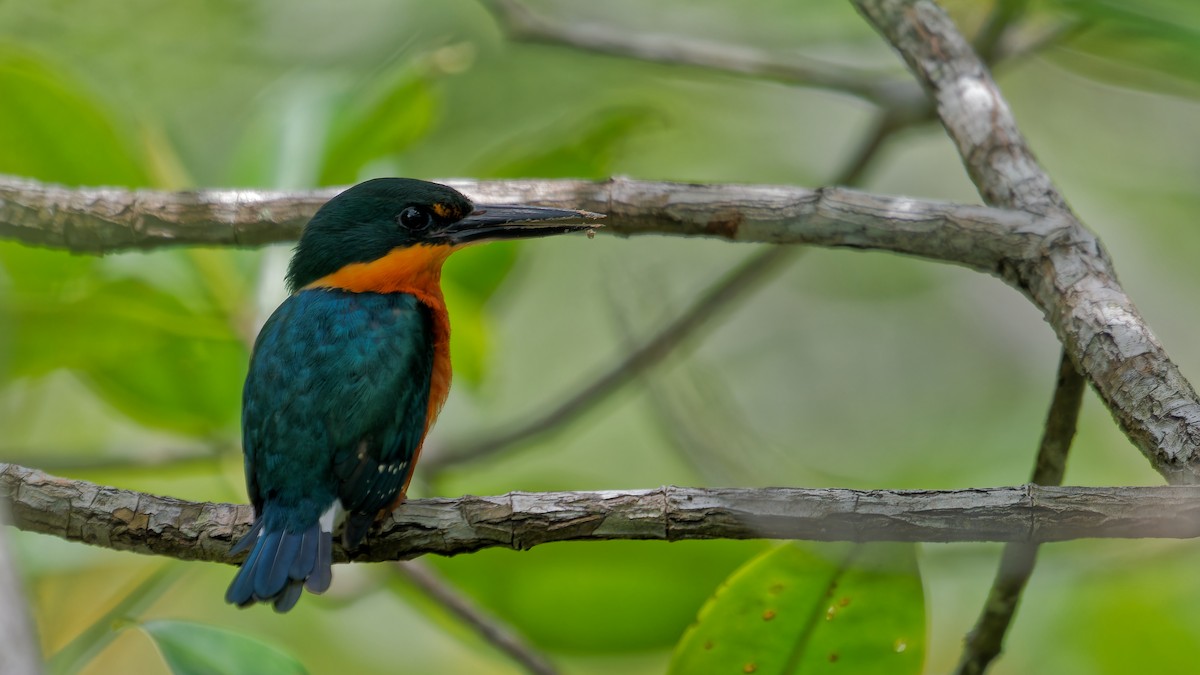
[0,175,338,251]
[848,4,1108,670]
[853,0,1067,213]
[4,173,1200,481]
[0,174,1041,256]
[957,353,1085,674]
[476,0,925,112]
[849,0,1200,486]
[396,560,559,675]
[5,463,1200,566]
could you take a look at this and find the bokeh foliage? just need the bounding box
[1,0,1199,673]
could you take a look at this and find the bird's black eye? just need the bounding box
[398,206,432,231]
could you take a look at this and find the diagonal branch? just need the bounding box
[853,0,1067,214]
[396,560,559,675]
[848,0,1200,486]
[848,3,1101,671]
[957,353,1085,675]
[5,464,1200,565]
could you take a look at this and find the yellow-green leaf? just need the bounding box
[0,46,147,185]
[141,620,307,675]
[670,543,924,675]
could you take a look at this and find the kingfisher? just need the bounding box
[225,178,600,612]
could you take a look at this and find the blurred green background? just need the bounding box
[2,0,1200,673]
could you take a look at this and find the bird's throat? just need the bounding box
[304,244,456,296]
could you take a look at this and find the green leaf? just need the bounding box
[0,46,147,185]
[3,245,247,434]
[141,620,308,675]
[80,328,246,434]
[670,543,924,675]
[318,70,437,185]
[47,565,183,675]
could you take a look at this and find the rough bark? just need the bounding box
[0,174,1051,256]
[5,464,1200,565]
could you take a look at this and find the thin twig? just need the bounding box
[46,564,182,675]
[956,354,1086,674]
[477,0,924,111]
[973,0,1030,64]
[424,245,798,473]
[396,561,559,675]
[832,105,931,186]
[1028,359,1085,488]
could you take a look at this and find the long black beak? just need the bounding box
[437,205,604,245]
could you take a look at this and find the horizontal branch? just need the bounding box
[6,174,1197,481]
[0,174,1071,285]
[0,174,1088,286]
[0,174,1048,258]
[0,175,339,251]
[4,464,1200,565]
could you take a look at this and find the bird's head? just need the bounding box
[287,178,602,293]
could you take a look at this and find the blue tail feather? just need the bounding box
[290,527,317,580]
[275,580,304,613]
[225,533,265,607]
[306,530,333,593]
[229,519,263,556]
[252,530,284,600]
[226,516,332,612]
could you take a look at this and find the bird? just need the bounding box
[225,177,601,612]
